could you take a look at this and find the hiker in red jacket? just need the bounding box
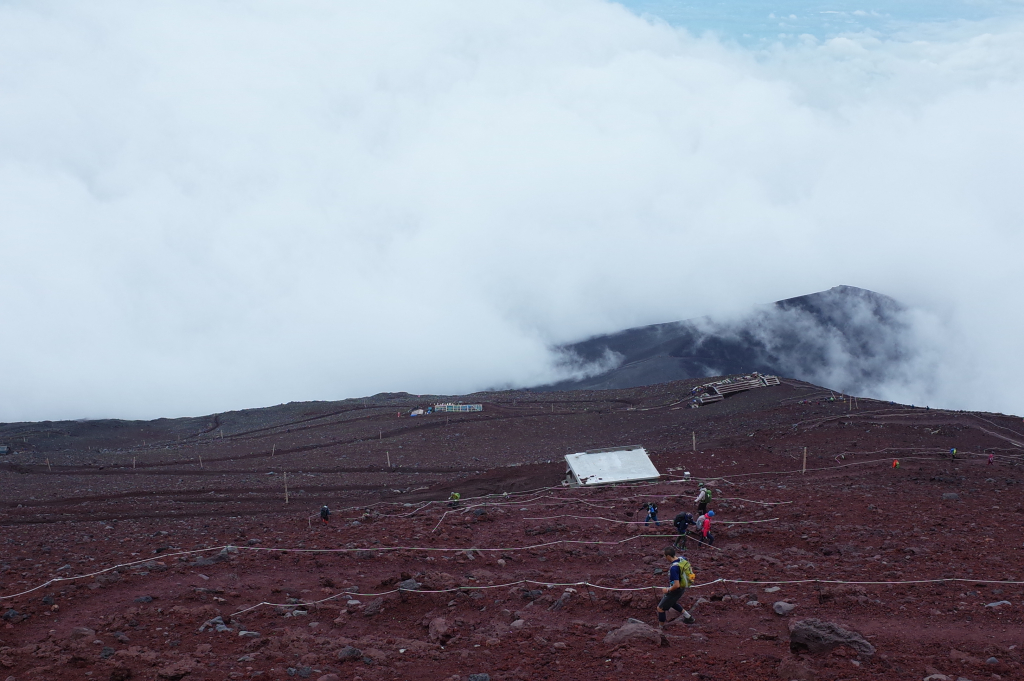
[695,510,715,548]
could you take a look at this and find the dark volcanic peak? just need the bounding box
[544,285,913,396]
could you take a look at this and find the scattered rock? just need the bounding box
[133,596,154,603]
[985,601,1011,609]
[429,617,452,644]
[603,621,667,647]
[549,591,572,611]
[70,626,97,640]
[397,579,420,591]
[774,601,797,616]
[949,649,982,665]
[192,546,238,567]
[2,610,26,624]
[764,586,781,593]
[197,616,232,633]
[510,620,526,631]
[100,647,116,660]
[337,645,362,662]
[789,619,874,657]
[778,657,816,681]
[113,631,130,643]
[467,675,491,681]
[942,493,960,501]
[986,657,999,665]
[363,597,385,617]
[923,675,950,681]
[295,667,312,678]
[317,675,341,681]
[238,631,260,638]
[156,657,196,680]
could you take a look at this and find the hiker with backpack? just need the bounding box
[655,546,696,628]
[673,511,695,548]
[694,510,715,548]
[642,502,660,527]
[695,483,712,514]
[320,505,330,524]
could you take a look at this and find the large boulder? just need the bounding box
[774,601,797,616]
[789,619,874,657]
[602,621,667,647]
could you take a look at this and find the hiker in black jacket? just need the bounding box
[673,511,695,548]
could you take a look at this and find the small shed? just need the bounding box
[564,445,660,487]
[434,403,483,413]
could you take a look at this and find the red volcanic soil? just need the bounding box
[2,378,1023,681]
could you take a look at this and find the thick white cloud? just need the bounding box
[1,1,1022,420]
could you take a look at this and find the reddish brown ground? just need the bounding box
[1,378,1023,681]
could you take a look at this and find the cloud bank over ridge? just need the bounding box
[1,1,1022,421]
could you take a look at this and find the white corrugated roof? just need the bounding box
[564,445,660,486]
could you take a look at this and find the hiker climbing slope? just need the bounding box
[695,482,712,514]
[694,510,715,548]
[655,546,696,628]
[673,511,695,548]
[643,502,660,527]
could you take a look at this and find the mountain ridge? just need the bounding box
[541,285,910,392]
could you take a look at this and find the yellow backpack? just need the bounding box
[673,558,696,588]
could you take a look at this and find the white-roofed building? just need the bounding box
[563,445,660,487]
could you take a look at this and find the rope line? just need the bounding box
[521,514,779,526]
[0,534,678,601]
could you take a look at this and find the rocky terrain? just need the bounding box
[2,377,1023,681]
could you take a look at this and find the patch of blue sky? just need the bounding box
[615,0,1024,43]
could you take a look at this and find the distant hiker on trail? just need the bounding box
[673,511,695,548]
[643,502,660,527]
[950,448,957,461]
[695,511,715,548]
[320,505,330,524]
[448,491,461,508]
[988,453,994,465]
[655,546,696,628]
[892,459,900,469]
[695,483,711,514]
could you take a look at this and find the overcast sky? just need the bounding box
[1,0,1023,422]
